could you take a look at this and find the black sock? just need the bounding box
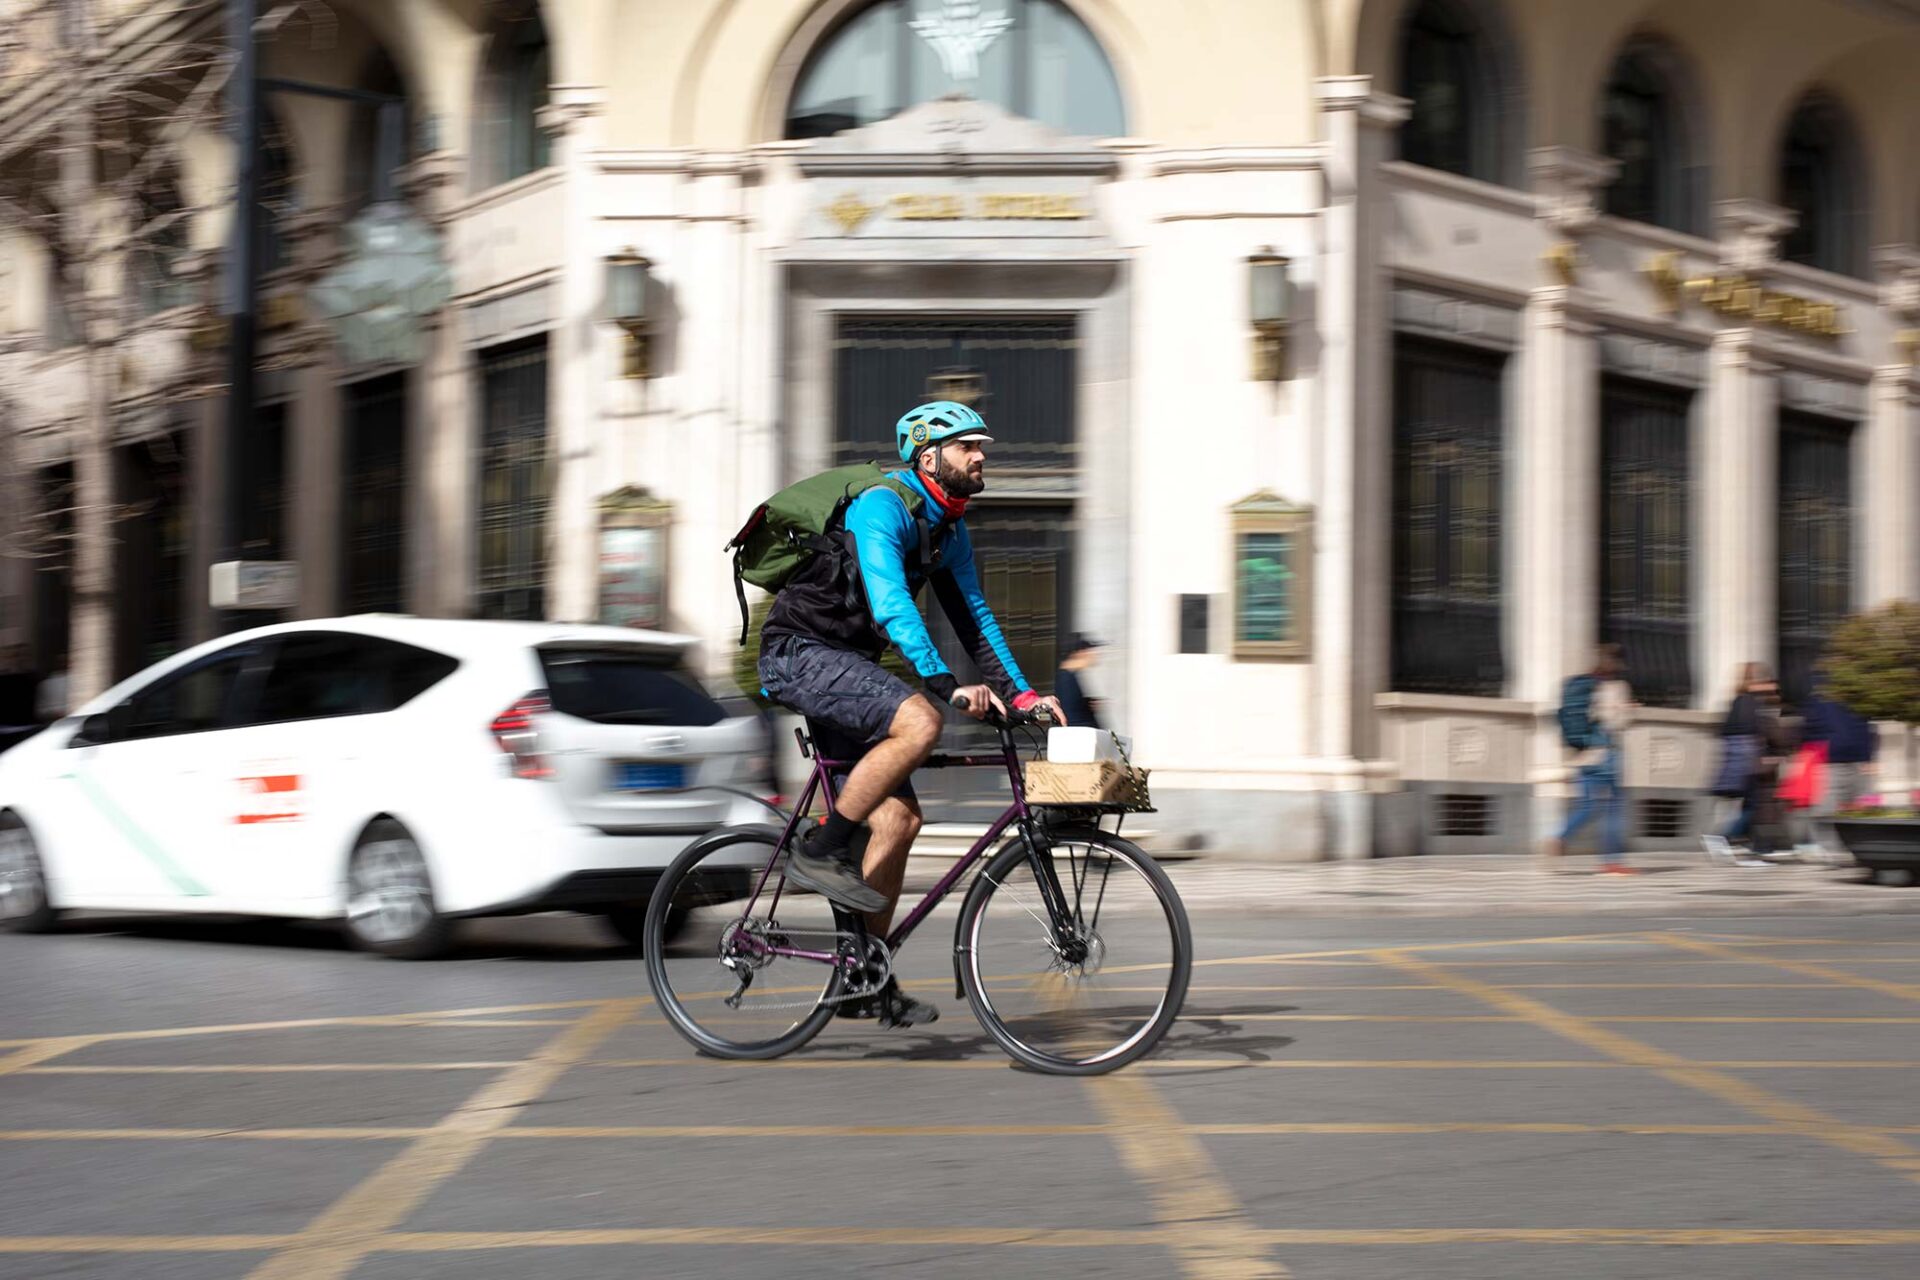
[816,811,858,854]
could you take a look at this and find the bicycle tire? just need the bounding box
[957,825,1191,1075]
[645,825,844,1060]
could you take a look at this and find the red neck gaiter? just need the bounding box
[919,471,969,519]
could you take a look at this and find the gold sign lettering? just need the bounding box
[840,192,1089,224]
[1643,251,1848,338]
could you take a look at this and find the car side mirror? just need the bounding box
[72,703,129,747]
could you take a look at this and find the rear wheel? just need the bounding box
[343,820,455,959]
[645,826,847,1059]
[958,826,1190,1075]
[0,814,58,934]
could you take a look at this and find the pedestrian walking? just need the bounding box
[1053,633,1104,732]
[1703,664,1792,867]
[1541,644,1636,874]
[1793,675,1878,861]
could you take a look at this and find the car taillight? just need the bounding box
[491,692,552,779]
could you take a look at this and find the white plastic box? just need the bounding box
[1046,726,1127,764]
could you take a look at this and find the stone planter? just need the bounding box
[1833,817,1920,883]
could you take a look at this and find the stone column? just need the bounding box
[1868,246,1920,606]
[1518,288,1602,837]
[1702,328,1777,690]
[538,90,607,624]
[1516,293,1603,701]
[1517,148,1615,705]
[280,212,344,620]
[1518,149,1614,840]
[399,153,467,617]
[1862,364,1919,608]
[1314,75,1407,859]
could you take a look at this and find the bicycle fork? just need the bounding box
[950,818,1081,998]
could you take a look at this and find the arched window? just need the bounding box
[1600,39,1701,234]
[1396,0,1519,186]
[1779,95,1866,277]
[474,1,551,189]
[786,0,1125,140]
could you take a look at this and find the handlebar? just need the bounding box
[950,692,1054,729]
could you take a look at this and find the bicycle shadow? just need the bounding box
[790,1003,1303,1068]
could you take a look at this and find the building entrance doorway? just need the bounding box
[831,314,1076,820]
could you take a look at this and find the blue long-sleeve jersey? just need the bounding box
[761,470,1033,702]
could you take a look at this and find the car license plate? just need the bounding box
[614,762,687,792]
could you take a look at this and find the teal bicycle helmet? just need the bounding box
[894,400,994,463]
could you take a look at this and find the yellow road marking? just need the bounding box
[0,1236,297,1253]
[375,1226,1920,1248]
[0,1038,92,1075]
[0,1001,613,1049]
[1376,950,1920,1189]
[21,1063,518,1075]
[1505,990,1850,997]
[1590,1015,1920,1023]
[379,1228,1166,1250]
[22,1119,1907,1142]
[0,1129,431,1141]
[244,998,643,1280]
[1249,1229,1920,1245]
[1089,1070,1290,1279]
[20,1055,1920,1078]
[1650,933,1920,1003]
[13,1227,1920,1254]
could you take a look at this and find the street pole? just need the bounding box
[222,0,259,632]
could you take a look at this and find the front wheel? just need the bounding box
[645,825,848,1060]
[957,826,1191,1075]
[0,814,59,934]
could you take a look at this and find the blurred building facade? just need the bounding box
[1,0,1917,855]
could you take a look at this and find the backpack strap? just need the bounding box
[732,546,751,646]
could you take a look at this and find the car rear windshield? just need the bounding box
[538,648,731,727]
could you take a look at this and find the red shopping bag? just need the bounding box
[1777,742,1829,811]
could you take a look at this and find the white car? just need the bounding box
[0,616,777,957]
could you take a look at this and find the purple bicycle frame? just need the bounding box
[736,731,1038,968]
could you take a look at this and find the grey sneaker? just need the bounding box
[784,824,888,914]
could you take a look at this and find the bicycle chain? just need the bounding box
[719,926,894,1013]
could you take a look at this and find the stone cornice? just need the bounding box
[1527,146,1619,237]
[1313,76,1410,127]
[1715,197,1796,273]
[1148,146,1325,176]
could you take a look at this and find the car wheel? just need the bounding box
[343,821,454,959]
[0,814,59,934]
[602,902,689,950]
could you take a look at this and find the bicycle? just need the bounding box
[643,703,1192,1075]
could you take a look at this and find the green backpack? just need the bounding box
[724,463,934,644]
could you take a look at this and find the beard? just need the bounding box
[934,448,986,497]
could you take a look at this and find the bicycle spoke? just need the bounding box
[966,834,1186,1072]
[647,833,846,1058]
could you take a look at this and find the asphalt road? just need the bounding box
[3,906,1918,1280]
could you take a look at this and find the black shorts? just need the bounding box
[759,632,920,802]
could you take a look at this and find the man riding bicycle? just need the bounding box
[758,400,1068,1026]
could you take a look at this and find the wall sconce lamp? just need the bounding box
[925,365,987,407]
[606,248,654,379]
[1248,248,1293,381]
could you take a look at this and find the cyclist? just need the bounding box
[758,400,1068,1026]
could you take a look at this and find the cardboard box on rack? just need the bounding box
[1023,759,1152,808]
